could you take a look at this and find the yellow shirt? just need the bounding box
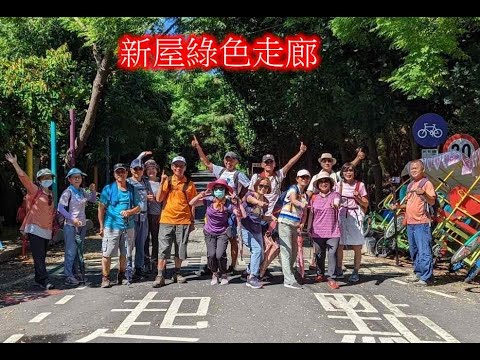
[159,175,197,225]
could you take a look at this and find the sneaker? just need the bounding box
[284,282,303,290]
[246,276,263,289]
[75,274,87,284]
[152,275,165,288]
[348,272,360,283]
[315,274,327,283]
[210,274,219,286]
[45,283,55,290]
[173,272,187,284]
[262,269,274,280]
[116,272,125,285]
[220,274,229,285]
[334,268,344,279]
[405,274,421,283]
[35,281,55,290]
[64,276,80,286]
[414,279,429,287]
[327,279,340,290]
[101,276,111,288]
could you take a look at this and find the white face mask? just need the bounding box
[41,180,53,188]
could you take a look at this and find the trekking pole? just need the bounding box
[123,216,133,285]
[75,224,85,283]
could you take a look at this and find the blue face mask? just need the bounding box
[213,189,225,199]
[41,180,53,188]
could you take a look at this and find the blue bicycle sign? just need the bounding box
[413,113,448,148]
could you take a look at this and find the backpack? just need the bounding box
[272,184,301,216]
[338,180,368,214]
[406,177,439,220]
[219,168,248,199]
[54,188,75,229]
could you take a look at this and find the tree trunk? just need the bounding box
[367,135,383,207]
[376,133,391,178]
[75,49,114,157]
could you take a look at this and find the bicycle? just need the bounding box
[417,123,443,139]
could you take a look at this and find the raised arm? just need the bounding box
[136,150,153,161]
[189,190,209,207]
[350,148,366,167]
[281,142,307,175]
[5,152,37,194]
[191,135,214,172]
[156,170,168,202]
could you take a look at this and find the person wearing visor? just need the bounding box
[58,168,97,286]
[5,152,56,290]
[192,136,250,274]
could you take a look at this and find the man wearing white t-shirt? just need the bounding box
[192,136,250,273]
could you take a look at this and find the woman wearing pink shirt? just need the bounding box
[307,170,341,290]
[337,163,369,283]
[5,153,56,290]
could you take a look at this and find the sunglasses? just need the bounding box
[172,163,185,168]
[115,169,126,174]
[321,159,333,163]
[299,175,310,180]
[213,186,225,191]
[133,167,143,171]
[258,184,270,190]
[318,179,331,183]
[264,160,274,164]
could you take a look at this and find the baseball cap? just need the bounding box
[296,169,311,178]
[262,154,275,162]
[113,163,127,172]
[36,168,55,179]
[171,156,187,165]
[224,151,238,160]
[66,168,87,178]
[130,159,144,169]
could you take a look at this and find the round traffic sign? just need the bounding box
[412,113,448,148]
[442,133,479,157]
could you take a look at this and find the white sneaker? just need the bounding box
[210,274,219,286]
[284,282,303,289]
[220,275,229,285]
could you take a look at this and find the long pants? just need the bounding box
[278,223,298,285]
[28,233,50,285]
[407,223,433,282]
[63,224,87,278]
[241,228,263,277]
[312,237,339,278]
[204,230,229,276]
[145,214,160,265]
[134,214,149,271]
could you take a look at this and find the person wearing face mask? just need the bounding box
[189,179,245,285]
[5,153,56,290]
[57,168,97,286]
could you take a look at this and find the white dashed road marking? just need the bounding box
[391,279,408,285]
[29,312,51,323]
[3,334,24,343]
[424,290,457,299]
[55,295,75,305]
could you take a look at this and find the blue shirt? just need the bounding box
[100,183,140,230]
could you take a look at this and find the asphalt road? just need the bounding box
[1,230,479,343]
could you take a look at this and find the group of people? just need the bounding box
[5,142,436,290]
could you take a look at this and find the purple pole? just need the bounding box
[69,109,75,167]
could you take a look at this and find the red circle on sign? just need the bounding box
[442,134,479,157]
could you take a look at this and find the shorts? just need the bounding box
[102,228,135,257]
[158,223,190,260]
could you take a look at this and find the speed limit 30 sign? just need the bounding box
[442,134,479,157]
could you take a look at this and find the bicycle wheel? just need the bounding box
[375,237,395,258]
[384,214,405,239]
[450,236,480,265]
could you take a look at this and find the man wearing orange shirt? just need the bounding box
[392,160,436,286]
[153,156,197,288]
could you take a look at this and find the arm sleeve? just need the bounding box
[18,173,38,195]
[238,171,251,188]
[359,182,368,197]
[99,186,110,206]
[57,190,73,220]
[425,181,436,198]
[88,190,97,203]
[248,174,257,191]
[212,164,223,178]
